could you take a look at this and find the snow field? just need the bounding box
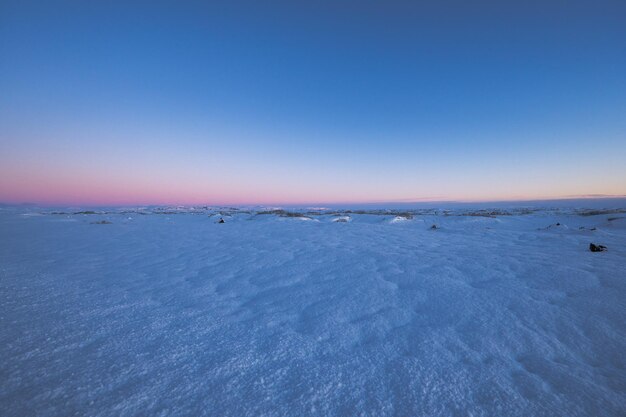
[1,209,625,416]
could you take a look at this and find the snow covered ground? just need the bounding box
[1,206,625,416]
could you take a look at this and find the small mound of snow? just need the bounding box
[21,212,43,217]
[298,216,318,222]
[332,216,351,223]
[278,215,318,222]
[390,216,410,223]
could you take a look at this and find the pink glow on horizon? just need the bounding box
[3,172,626,207]
[2,139,626,206]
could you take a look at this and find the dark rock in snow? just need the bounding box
[218,218,225,224]
[430,224,438,230]
[589,243,607,252]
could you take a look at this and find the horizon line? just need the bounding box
[2,194,626,208]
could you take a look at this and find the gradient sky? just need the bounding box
[1,1,625,206]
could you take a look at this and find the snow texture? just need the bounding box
[1,207,625,416]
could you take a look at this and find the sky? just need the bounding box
[1,0,625,206]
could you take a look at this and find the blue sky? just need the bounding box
[1,1,625,205]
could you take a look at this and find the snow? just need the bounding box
[1,207,625,416]
[390,215,411,223]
